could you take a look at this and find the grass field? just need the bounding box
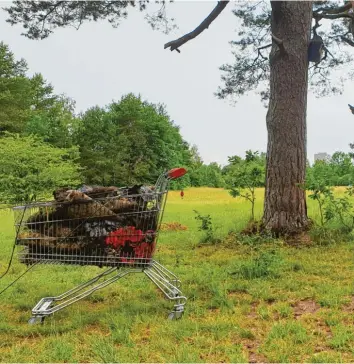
[0,187,354,363]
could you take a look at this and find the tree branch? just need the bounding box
[313,2,353,15]
[257,43,271,60]
[164,0,229,53]
[314,12,353,20]
[341,35,354,46]
[271,32,285,52]
[313,18,321,34]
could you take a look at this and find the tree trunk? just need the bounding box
[263,1,313,235]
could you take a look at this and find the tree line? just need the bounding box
[1,40,353,206]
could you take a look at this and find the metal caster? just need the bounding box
[28,316,45,325]
[168,310,184,320]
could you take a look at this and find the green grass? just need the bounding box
[0,187,353,362]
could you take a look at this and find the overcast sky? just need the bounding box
[0,1,353,165]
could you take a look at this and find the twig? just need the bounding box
[257,43,271,60]
[164,1,229,53]
[323,46,335,59]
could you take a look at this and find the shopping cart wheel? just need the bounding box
[168,310,183,320]
[28,316,45,325]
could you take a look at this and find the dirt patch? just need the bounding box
[243,340,267,364]
[160,222,188,231]
[343,296,354,312]
[292,299,320,318]
[286,232,313,246]
[247,302,258,319]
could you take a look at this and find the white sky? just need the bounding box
[0,0,353,165]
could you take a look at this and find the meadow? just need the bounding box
[0,187,353,363]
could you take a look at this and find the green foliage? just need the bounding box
[230,230,278,247]
[4,1,146,40]
[190,163,225,188]
[231,250,283,280]
[0,133,82,203]
[0,42,75,140]
[25,76,79,148]
[307,182,333,227]
[309,225,347,246]
[226,150,265,220]
[323,187,354,232]
[4,1,179,41]
[75,94,191,186]
[306,177,354,241]
[193,210,219,244]
[307,152,354,187]
[0,42,33,133]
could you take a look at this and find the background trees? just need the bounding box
[0,133,82,203]
[76,94,192,186]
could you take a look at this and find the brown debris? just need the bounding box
[53,186,119,201]
[242,339,267,364]
[286,232,313,246]
[160,222,188,231]
[105,198,139,214]
[292,299,320,318]
[343,296,354,312]
[18,185,159,266]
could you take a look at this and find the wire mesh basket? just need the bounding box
[13,168,186,269]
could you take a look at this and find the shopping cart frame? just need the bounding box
[13,168,187,324]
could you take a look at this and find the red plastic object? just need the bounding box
[167,168,187,180]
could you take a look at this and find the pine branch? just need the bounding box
[313,1,354,20]
[164,1,229,53]
[257,43,272,60]
[314,12,353,20]
[341,35,354,46]
[313,2,353,15]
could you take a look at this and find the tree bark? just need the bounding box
[263,1,313,235]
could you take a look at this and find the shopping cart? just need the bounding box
[13,168,187,324]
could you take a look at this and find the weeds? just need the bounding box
[230,249,284,279]
[306,183,354,243]
[193,210,220,244]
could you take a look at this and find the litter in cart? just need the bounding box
[12,168,187,324]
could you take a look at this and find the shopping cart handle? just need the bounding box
[167,168,187,180]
